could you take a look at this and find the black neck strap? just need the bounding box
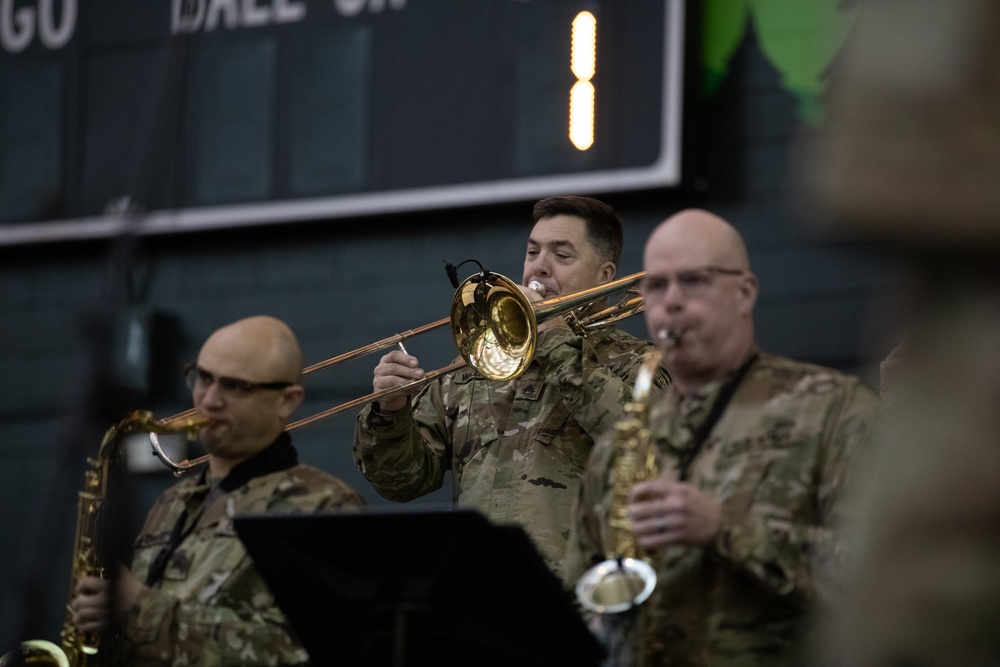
[677,352,758,481]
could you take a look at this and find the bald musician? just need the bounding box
[70,315,363,665]
[565,209,881,666]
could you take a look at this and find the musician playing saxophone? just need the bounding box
[353,196,670,580]
[70,316,363,666]
[565,210,881,666]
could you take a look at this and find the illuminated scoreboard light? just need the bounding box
[0,0,686,245]
[569,10,597,152]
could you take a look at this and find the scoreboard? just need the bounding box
[0,0,686,245]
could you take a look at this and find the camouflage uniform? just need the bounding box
[565,350,880,666]
[353,323,669,579]
[121,433,364,666]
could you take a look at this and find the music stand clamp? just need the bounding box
[234,508,605,667]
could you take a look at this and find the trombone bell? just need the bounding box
[450,271,646,382]
[451,273,538,381]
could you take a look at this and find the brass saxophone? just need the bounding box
[575,349,664,667]
[1,411,209,667]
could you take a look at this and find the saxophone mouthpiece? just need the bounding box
[182,413,213,429]
[657,328,681,349]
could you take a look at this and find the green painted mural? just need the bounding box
[703,0,855,124]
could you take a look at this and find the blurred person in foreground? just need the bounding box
[70,315,364,665]
[353,195,670,579]
[565,209,881,666]
[805,0,1000,665]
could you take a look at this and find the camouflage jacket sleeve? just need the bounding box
[534,322,670,441]
[709,374,881,604]
[123,467,363,666]
[352,374,452,502]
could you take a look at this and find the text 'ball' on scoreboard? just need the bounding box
[0,0,686,245]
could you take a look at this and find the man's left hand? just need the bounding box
[519,283,567,332]
[628,475,722,549]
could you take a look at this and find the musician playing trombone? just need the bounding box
[70,316,363,665]
[353,195,670,580]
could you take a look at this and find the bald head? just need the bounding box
[644,209,751,274]
[200,315,303,384]
[193,316,305,477]
[642,209,757,393]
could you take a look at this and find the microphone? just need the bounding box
[443,258,489,288]
[443,260,460,288]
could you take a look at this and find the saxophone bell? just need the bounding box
[575,557,657,614]
[0,640,70,667]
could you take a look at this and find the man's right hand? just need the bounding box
[70,576,112,633]
[373,349,425,413]
[70,566,145,633]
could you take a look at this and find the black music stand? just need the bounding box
[234,508,604,667]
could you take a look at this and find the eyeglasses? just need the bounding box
[637,266,744,299]
[184,363,294,399]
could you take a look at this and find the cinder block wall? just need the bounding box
[0,30,898,644]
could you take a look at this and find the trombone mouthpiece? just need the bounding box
[657,328,681,349]
[528,280,545,296]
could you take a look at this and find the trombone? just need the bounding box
[149,270,646,474]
